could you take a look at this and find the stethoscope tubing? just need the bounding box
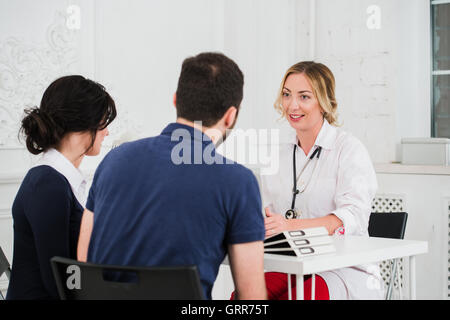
[287,144,322,219]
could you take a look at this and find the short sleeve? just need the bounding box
[331,137,377,236]
[86,182,95,212]
[226,169,265,244]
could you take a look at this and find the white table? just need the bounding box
[262,235,428,300]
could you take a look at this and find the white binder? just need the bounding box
[264,235,332,250]
[264,227,336,258]
[264,227,329,247]
[265,244,336,258]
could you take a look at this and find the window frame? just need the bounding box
[431,0,450,138]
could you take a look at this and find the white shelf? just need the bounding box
[374,163,450,176]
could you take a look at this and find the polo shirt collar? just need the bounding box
[161,122,214,145]
[34,148,87,206]
[290,119,337,150]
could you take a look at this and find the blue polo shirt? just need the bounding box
[86,123,265,299]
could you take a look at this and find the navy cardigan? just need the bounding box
[6,165,83,300]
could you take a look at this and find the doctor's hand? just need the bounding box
[264,207,289,238]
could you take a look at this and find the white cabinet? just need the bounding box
[374,164,450,300]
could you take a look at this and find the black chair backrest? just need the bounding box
[0,246,11,280]
[368,212,408,239]
[51,257,205,300]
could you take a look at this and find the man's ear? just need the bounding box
[173,93,177,108]
[223,106,238,129]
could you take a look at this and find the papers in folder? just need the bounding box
[264,227,336,258]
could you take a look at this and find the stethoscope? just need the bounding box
[285,144,322,219]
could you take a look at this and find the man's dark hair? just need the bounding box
[175,52,244,127]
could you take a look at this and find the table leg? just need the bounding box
[409,256,416,300]
[385,259,397,300]
[311,273,316,300]
[296,275,304,300]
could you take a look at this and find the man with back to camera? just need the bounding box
[77,52,267,300]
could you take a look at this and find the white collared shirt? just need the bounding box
[260,120,384,299]
[34,148,87,207]
[261,119,378,236]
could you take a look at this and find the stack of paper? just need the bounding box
[264,227,336,258]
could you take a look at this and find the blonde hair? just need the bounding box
[274,61,339,126]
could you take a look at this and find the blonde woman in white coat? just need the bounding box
[261,61,384,300]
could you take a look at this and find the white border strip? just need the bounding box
[431,0,450,5]
[432,70,450,76]
[447,199,450,299]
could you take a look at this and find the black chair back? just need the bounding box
[0,246,11,280]
[51,257,204,300]
[368,212,408,239]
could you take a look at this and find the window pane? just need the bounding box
[432,4,450,71]
[433,75,450,138]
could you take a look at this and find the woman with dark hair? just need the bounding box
[6,75,116,300]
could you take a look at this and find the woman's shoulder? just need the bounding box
[331,128,375,170]
[24,165,71,192]
[15,166,74,218]
[333,127,367,153]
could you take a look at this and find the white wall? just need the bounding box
[312,0,431,163]
[0,0,432,167]
[92,0,225,139]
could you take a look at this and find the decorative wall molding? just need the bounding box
[0,169,94,186]
[0,7,143,151]
[0,208,12,220]
[0,10,80,148]
[0,175,23,185]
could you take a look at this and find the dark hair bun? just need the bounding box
[20,107,63,155]
[19,75,116,155]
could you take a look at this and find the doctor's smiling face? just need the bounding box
[281,73,324,134]
[274,61,338,137]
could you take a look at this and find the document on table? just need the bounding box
[264,227,336,258]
